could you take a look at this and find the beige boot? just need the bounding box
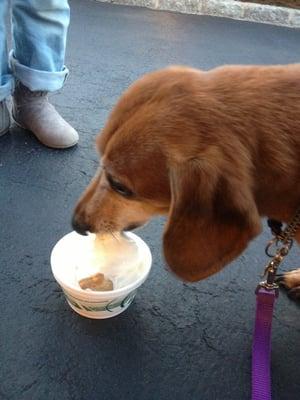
[12,81,78,149]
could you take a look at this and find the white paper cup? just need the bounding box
[50,231,152,319]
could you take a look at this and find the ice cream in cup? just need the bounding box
[50,231,152,319]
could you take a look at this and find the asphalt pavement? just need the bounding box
[0,1,300,399]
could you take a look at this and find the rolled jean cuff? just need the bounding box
[0,74,14,101]
[9,50,69,92]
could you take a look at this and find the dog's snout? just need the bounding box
[71,214,91,236]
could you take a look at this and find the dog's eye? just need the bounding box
[107,174,134,198]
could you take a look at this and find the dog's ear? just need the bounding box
[163,154,261,282]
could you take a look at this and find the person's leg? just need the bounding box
[0,1,12,136]
[11,0,69,91]
[10,0,78,148]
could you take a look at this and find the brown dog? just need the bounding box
[72,64,300,296]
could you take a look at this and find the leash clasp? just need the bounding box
[265,237,293,257]
[259,251,286,292]
[258,260,279,292]
[258,273,279,293]
[259,241,291,292]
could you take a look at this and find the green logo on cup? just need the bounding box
[64,290,137,312]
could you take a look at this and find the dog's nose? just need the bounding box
[71,214,91,236]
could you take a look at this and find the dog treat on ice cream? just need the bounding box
[79,272,113,291]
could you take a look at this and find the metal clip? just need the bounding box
[265,238,279,257]
[257,262,279,292]
[259,244,290,292]
[265,238,293,258]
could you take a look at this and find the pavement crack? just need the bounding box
[21,379,39,394]
[200,328,223,355]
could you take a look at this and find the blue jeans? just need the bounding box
[0,0,70,101]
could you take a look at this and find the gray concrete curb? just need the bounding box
[96,0,300,27]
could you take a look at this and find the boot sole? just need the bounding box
[12,115,78,149]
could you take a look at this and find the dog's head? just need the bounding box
[73,66,261,281]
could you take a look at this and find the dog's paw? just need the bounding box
[276,269,300,301]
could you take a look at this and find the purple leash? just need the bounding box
[252,286,278,400]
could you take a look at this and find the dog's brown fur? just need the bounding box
[73,65,300,283]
